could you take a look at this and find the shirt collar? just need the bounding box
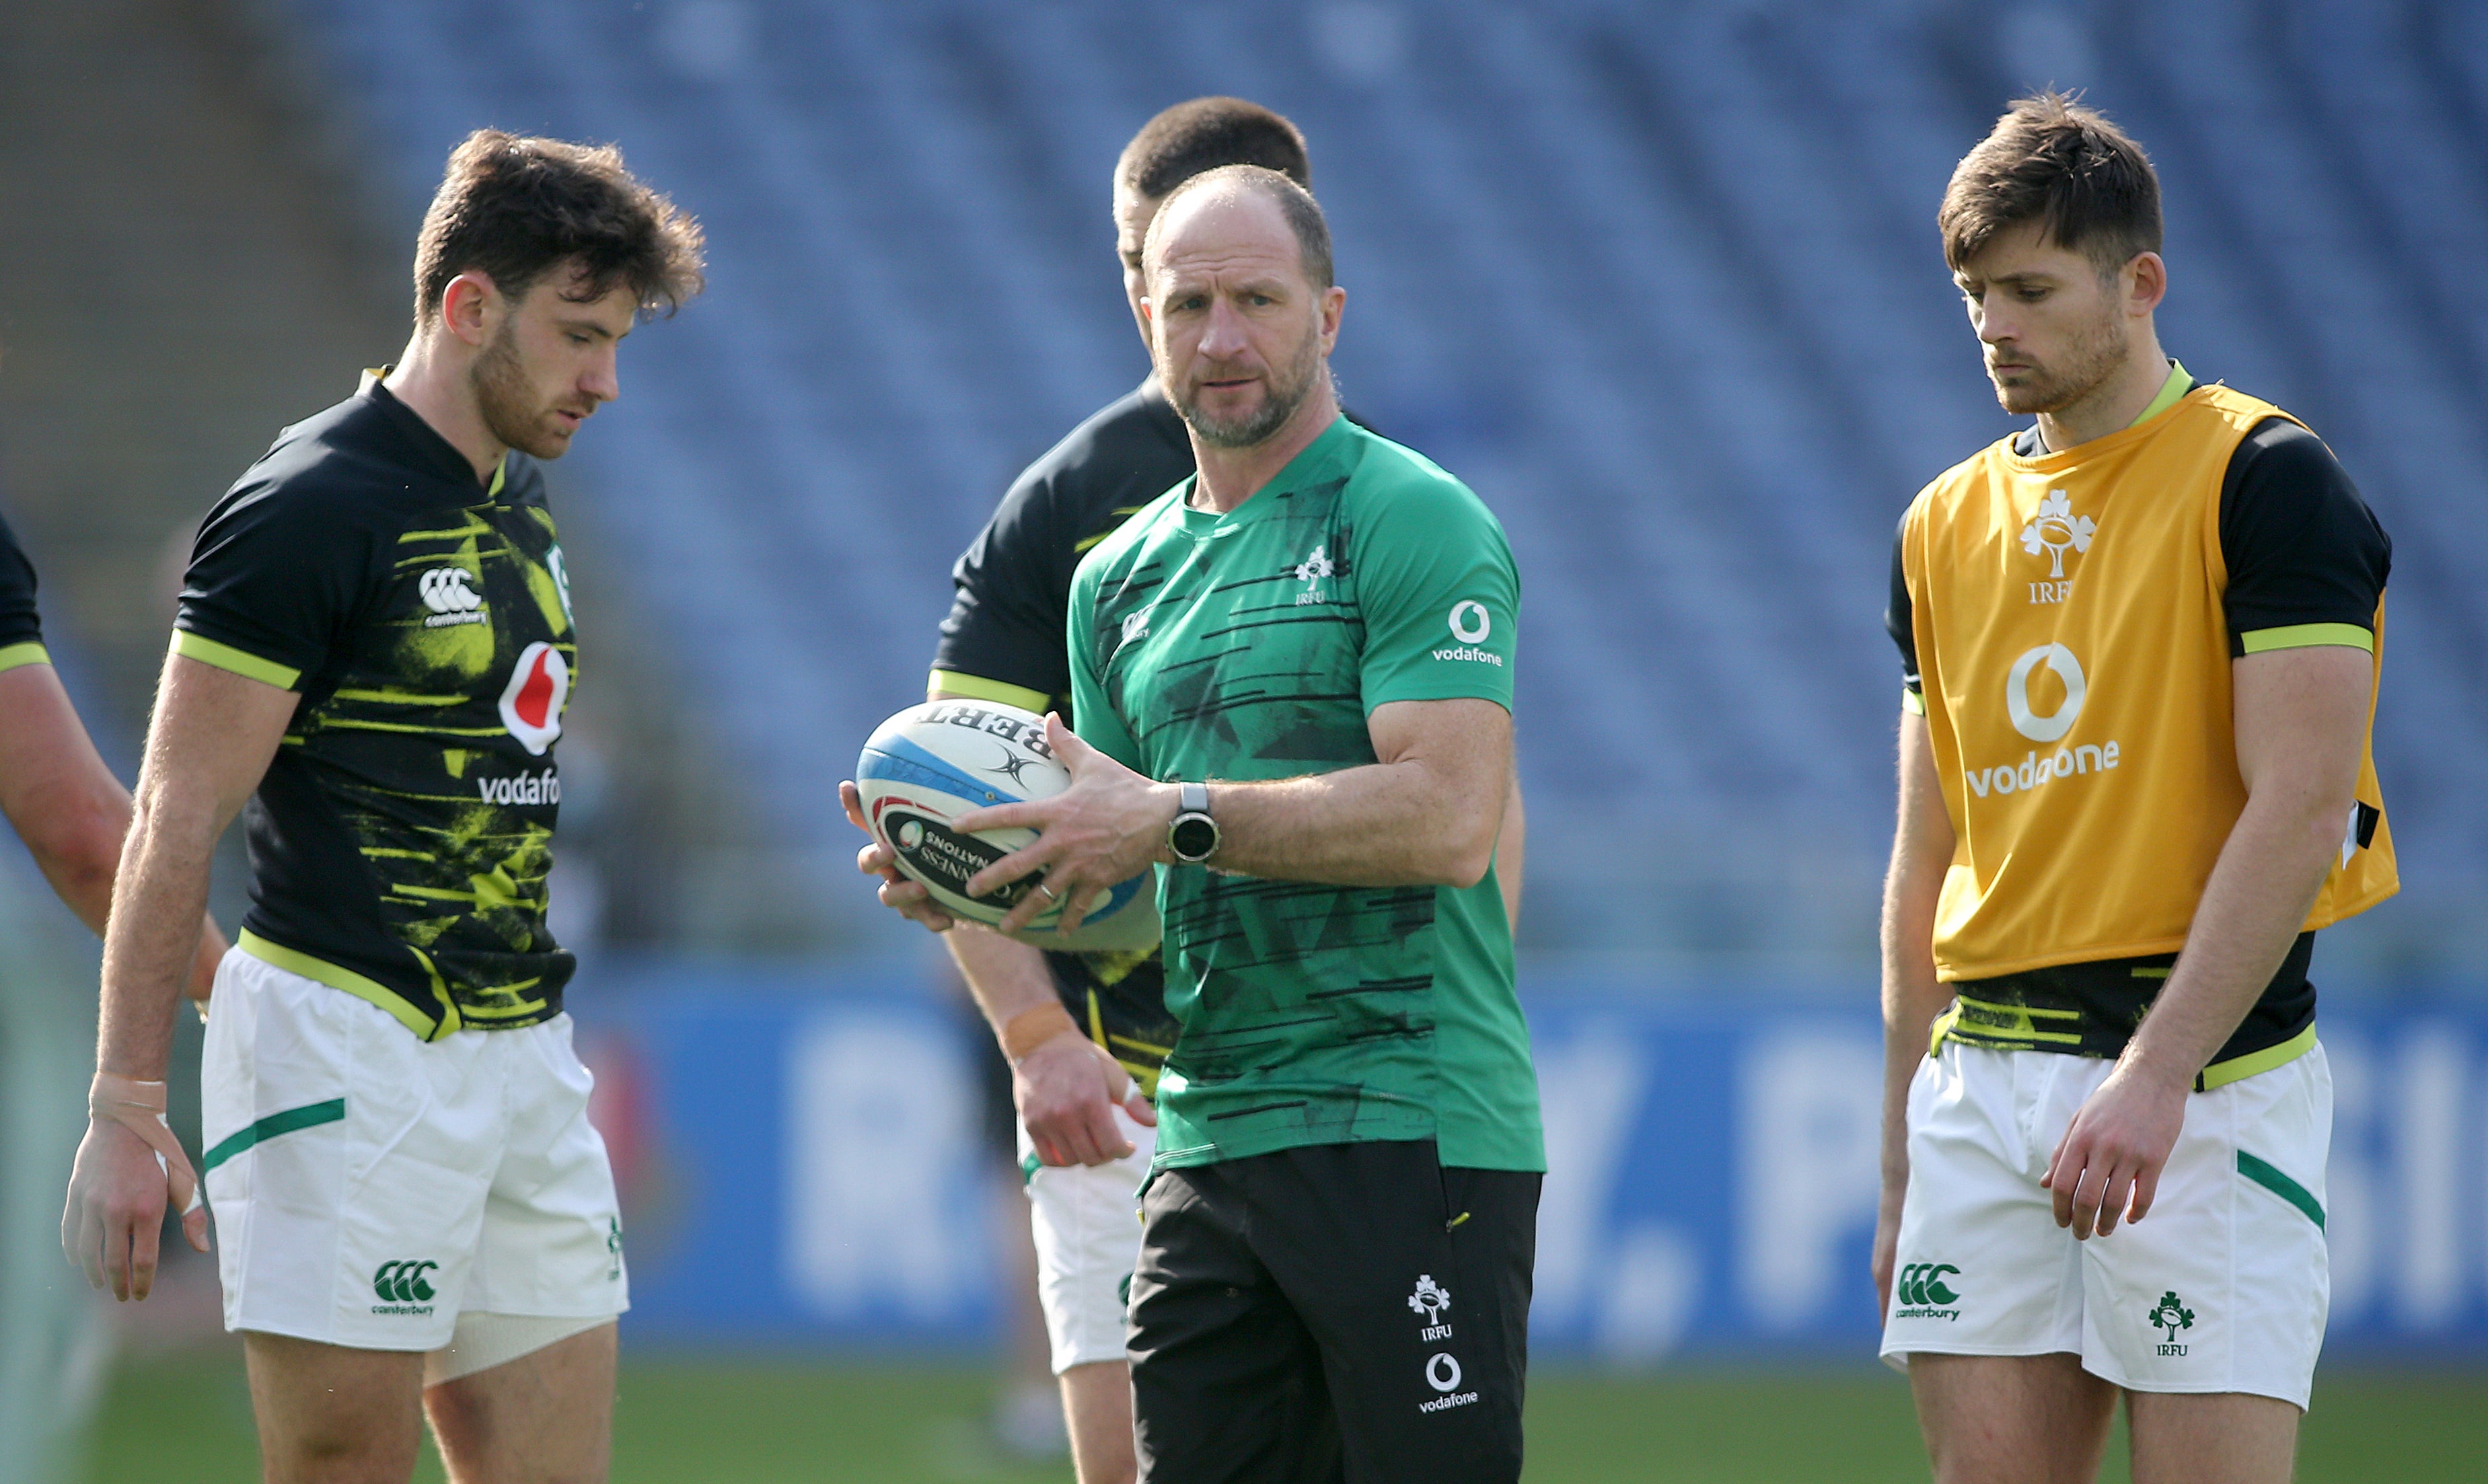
[359,367,507,496]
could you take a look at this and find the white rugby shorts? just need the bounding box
[1880,1037,2331,1407]
[200,947,628,1355]
[1017,1109,1154,1374]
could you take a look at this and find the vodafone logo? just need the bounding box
[499,641,569,755]
[1448,601,1492,644]
[2005,642,2085,743]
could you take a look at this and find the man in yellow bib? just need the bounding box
[1874,94,2394,1484]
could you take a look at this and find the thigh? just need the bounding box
[1027,1113,1152,1374]
[2080,1046,2331,1408]
[205,955,496,1354]
[1250,1144,1533,1484]
[1128,1164,1340,1484]
[1908,1352,2116,1484]
[1882,1045,2083,1368]
[466,1016,629,1322]
[243,1330,427,1483]
[2125,1390,2299,1484]
[425,1319,616,1483]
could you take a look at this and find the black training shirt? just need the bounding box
[932,377,1194,1092]
[176,373,578,1039]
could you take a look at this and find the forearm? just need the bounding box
[945,924,1065,1039]
[2121,790,2342,1087]
[1879,861,1951,1189]
[96,790,222,1078]
[1206,759,1500,887]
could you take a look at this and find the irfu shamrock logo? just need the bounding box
[2148,1290,2195,1343]
[2020,490,2097,579]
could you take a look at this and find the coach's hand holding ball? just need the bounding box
[957,715,1177,936]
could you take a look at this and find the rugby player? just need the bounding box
[909,95,1533,1484]
[0,512,223,1036]
[61,131,702,1483]
[863,166,1540,1483]
[1876,95,2394,1484]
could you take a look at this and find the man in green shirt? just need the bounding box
[858,165,1539,1483]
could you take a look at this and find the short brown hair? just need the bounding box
[1940,92,2162,276]
[1150,165,1334,291]
[412,130,706,325]
[1118,98,1311,200]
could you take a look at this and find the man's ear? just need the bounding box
[437,270,502,348]
[2123,252,2167,318]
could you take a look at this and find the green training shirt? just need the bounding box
[1066,414,1543,1173]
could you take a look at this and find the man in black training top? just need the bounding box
[908,97,1525,1484]
[62,131,702,1484]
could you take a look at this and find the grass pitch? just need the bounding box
[83,1345,2486,1482]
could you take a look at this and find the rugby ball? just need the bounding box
[854,700,1160,952]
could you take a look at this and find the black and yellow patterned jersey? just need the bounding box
[0,506,46,675]
[176,372,578,1040]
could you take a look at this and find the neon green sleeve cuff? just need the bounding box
[2238,622,2374,655]
[1902,687,1926,716]
[0,640,50,674]
[171,630,301,690]
[926,669,1052,712]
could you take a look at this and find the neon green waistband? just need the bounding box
[238,930,459,1040]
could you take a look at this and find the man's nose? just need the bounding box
[1198,297,1251,359]
[583,347,620,404]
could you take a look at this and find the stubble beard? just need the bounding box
[472,322,569,461]
[1991,297,2129,418]
[1175,321,1325,450]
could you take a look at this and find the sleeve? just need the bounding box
[2218,419,2391,657]
[931,470,1073,712]
[1064,558,1146,774]
[1887,511,1924,714]
[173,481,381,691]
[1352,474,1519,713]
[0,507,48,673]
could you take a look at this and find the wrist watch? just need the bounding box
[1168,780,1220,864]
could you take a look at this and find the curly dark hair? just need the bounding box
[411,130,706,324]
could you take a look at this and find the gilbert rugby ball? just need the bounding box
[854,700,1160,952]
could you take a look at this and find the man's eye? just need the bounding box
[568,333,592,346]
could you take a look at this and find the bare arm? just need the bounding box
[1874,710,1956,1315]
[2045,644,2372,1238]
[0,663,224,996]
[1496,770,1525,932]
[944,698,1511,936]
[65,652,295,1300]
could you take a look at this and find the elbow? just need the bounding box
[22,802,129,898]
[1424,820,1503,890]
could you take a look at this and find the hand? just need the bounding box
[840,778,956,933]
[2043,1060,2189,1238]
[1871,1178,1905,1317]
[62,1117,208,1300]
[955,715,1175,936]
[1016,1030,1158,1168]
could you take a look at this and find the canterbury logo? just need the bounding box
[418,568,483,614]
[1894,1262,1961,1307]
[373,1259,439,1303]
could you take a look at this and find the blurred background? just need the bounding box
[0,0,2482,1479]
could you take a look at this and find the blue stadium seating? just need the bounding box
[269,0,2488,954]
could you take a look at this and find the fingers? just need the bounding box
[875,876,954,932]
[854,840,897,878]
[1046,714,1093,767]
[182,1201,212,1255]
[72,1206,106,1292]
[965,837,1056,903]
[2126,1162,2162,1226]
[129,1204,163,1301]
[953,800,1048,836]
[838,780,869,832]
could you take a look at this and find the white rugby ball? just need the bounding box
[854,700,1160,952]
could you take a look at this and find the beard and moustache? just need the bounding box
[1989,293,2130,418]
[1171,313,1328,449]
[471,320,571,459]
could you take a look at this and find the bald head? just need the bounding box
[1143,165,1333,294]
